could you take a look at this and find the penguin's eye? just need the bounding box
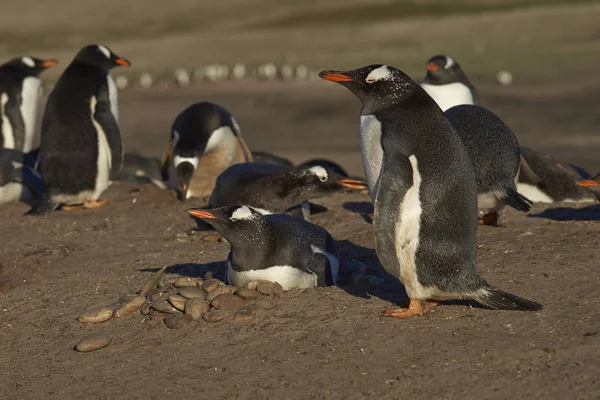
[319,175,327,182]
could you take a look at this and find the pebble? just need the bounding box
[202,309,232,323]
[254,298,277,310]
[245,281,260,290]
[149,291,171,302]
[138,266,166,297]
[206,285,237,303]
[204,271,213,281]
[151,300,180,314]
[202,279,221,293]
[168,295,188,312]
[174,277,201,288]
[114,295,147,318]
[140,302,153,315]
[74,334,111,353]
[184,298,210,320]
[201,234,222,243]
[178,286,206,300]
[256,281,283,297]
[77,307,113,324]
[211,294,245,311]
[233,307,257,323]
[164,313,193,329]
[235,287,261,300]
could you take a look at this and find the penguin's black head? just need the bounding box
[175,160,196,201]
[188,205,268,244]
[3,56,58,76]
[578,175,600,201]
[74,44,131,71]
[424,55,465,83]
[290,165,368,197]
[318,64,416,114]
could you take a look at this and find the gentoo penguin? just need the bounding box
[117,153,165,188]
[188,205,339,290]
[208,162,367,215]
[518,147,596,203]
[578,174,600,201]
[297,159,349,178]
[419,55,478,111]
[251,151,294,168]
[444,105,532,225]
[0,148,44,206]
[0,56,58,151]
[162,102,253,201]
[28,45,130,215]
[319,64,542,317]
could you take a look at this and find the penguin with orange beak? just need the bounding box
[0,56,58,152]
[419,55,478,111]
[578,175,600,201]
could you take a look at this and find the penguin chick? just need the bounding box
[117,153,165,188]
[444,104,532,226]
[208,162,368,216]
[28,44,130,215]
[419,55,478,111]
[162,102,253,201]
[0,56,58,151]
[0,148,44,206]
[518,147,596,203]
[188,205,339,290]
[320,64,542,318]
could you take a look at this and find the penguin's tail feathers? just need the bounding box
[474,287,543,311]
[500,188,533,212]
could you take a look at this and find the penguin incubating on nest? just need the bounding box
[445,105,532,225]
[208,162,367,216]
[419,55,478,112]
[517,147,596,203]
[320,64,542,318]
[0,148,43,207]
[0,56,58,151]
[28,44,130,215]
[188,205,339,291]
[162,102,253,201]
[578,175,600,201]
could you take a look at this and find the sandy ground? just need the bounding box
[1,81,600,399]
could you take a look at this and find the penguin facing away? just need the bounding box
[208,162,367,217]
[0,148,44,207]
[320,64,542,318]
[162,102,253,201]
[444,104,532,225]
[188,205,339,290]
[28,44,130,215]
[419,55,478,112]
[0,56,58,151]
[518,147,596,203]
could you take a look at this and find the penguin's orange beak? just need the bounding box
[578,180,600,188]
[41,59,58,68]
[338,178,368,190]
[115,58,131,67]
[318,71,352,82]
[188,209,216,219]
[426,63,439,71]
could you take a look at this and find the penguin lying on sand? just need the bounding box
[0,148,44,206]
[320,64,542,318]
[0,56,58,152]
[251,151,294,168]
[419,55,478,112]
[208,162,367,217]
[188,205,339,290]
[117,153,165,188]
[162,102,253,201]
[28,44,130,215]
[445,105,532,225]
[577,175,600,201]
[518,147,596,203]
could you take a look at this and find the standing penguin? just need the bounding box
[0,56,58,151]
[320,64,542,317]
[28,45,130,215]
[419,55,478,111]
[188,205,339,290]
[162,102,253,201]
[444,105,532,225]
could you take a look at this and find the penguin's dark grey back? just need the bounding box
[444,105,520,193]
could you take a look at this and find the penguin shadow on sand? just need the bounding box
[529,204,600,221]
[342,201,373,224]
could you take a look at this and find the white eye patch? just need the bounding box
[97,45,111,59]
[230,206,254,221]
[366,65,391,83]
[308,166,328,182]
[173,155,199,169]
[444,56,455,69]
[21,57,35,68]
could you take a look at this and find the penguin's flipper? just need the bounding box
[95,81,123,179]
[236,136,254,162]
[5,94,26,150]
[500,188,533,212]
[25,199,58,216]
[475,287,543,311]
[9,167,44,199]
[518,154,541,185]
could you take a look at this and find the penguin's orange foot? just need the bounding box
[83,200,109,209]
[61,204,86,211]
[382,299,438,319]
[478,212,498,226]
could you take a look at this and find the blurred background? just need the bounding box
[2,0,599,176]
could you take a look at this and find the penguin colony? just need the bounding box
[9,45,600,319]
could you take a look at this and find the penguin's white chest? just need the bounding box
[360,115,384,202]
[89,96,112,199]
[20,77,41,152]
[0,93,15,149]
[420,82,474,111]
[227,262,317,291]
